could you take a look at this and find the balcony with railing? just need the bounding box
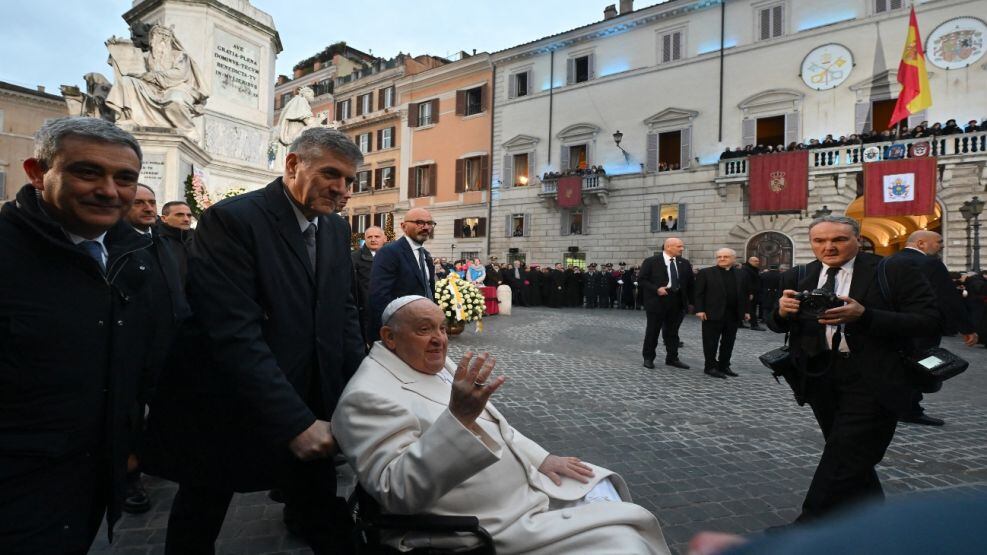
[717,131,987,180]
[539,174,611,205]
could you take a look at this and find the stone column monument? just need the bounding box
[62,0,282,204]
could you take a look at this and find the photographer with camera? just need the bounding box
[767,216,941,525]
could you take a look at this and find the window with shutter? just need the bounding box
[758,4,784,41]
[408,102,419,127]
[455,159,465,193]
[875,0,904,13]
[662,34,671,63]
[659,29,685,64]
[679,127,692,170]
[502,154,513,189]
[463,87,483,116]
[431,99,440,124]
[646,133,659,172]
[650,205,662,233]
[454,218,463,238]
[560,210,571,236]
[522,214,532,237]
[512,153,529,186]
[571,56,591,84]
[476,218,487,238]
[0,170,6,200]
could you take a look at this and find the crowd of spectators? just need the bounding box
[542,165,607,180]
[721,117,987,159]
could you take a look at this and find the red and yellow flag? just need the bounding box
[889,6,932,128]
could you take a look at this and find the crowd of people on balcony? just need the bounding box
[720,117,987,160]
[541,165,607,180]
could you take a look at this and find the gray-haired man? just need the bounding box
[146,127,367,553]
[0,117,170,553]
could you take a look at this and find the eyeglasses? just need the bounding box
[407,220,438,227]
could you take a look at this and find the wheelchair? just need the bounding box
[348,484,496,554]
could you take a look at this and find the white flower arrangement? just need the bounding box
[434,273,485,324]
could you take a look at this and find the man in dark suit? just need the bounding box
[639,237,695,369]
[351,225,386,348]
[146,128,366,554]
[122,184,191,515]
[695,248,751,378]
[367,207,436,342]
[741,256,765,330]
[889,231,978,427]
[759,264,783,317]
[767,216,941,523]
[1,117,170,553]
[504,259,527,306]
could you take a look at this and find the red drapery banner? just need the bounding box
[748,151,809,214]
[864,157,937,217]
[556,176,582,208]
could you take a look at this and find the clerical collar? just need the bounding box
[283,185,317,233]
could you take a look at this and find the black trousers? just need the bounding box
[701,318,739,370]
[165,456,346,555]
[0,450,106,554]
[643,299,683,362]
[799,356,899,522]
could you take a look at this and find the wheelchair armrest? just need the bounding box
[374,513,481,533]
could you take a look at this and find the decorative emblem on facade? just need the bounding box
[927,17,987,70]
[883,173,915,203]
[769,171,787,192]
[863,146,881,162]
[800,44,854,91]
[911,142,930,157]
[886,144,907,160]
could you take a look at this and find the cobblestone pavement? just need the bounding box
[92,306,987,554]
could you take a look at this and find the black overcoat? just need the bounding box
[145,178,365,491]
[1,185,167,545]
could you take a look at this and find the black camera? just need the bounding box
[794,289,843,319]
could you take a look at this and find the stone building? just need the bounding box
[272,43,374,127]
[334,54,448,240]
[488,0,987,270]
[0,81,67,201]
[396,52,494,261]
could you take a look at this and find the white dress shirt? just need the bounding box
[661,252,677,288]
[65,231,108,266]
[816,257,855,353]
[404,235,429,284]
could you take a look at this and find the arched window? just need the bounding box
[746,231,794,269]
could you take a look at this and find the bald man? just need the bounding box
[888,230,977,426]
[639,238,695,369]
[694,249,751,378]
[352,226,387,346]
[367,208,437,342]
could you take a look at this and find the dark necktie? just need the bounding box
[303,223,317,270]
[80,240,106,272]
[822,266,840,293]
[669,258,680,289]
[823,266,842,351]
[417,247,429,293]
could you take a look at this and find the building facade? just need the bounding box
[0,82,67,201]
[334,55,446,238]
[396,53,494,261]
[272,43,374,128]
[489,0,987,270]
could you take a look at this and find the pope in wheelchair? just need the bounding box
[333,296,670,554]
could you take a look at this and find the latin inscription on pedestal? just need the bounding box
[139,154,167,201]
[213,28,261,107]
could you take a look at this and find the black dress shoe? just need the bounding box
[899,413,945,426]
[750,325,765,331]
[642,359,655,369]
[704,369,728,379]
[122,474,151,514]
[666,359,690,369]
[721,368,739,377]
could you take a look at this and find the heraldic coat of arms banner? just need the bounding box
[748,151,809,214]
[863,157,937,217]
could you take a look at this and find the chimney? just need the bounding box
[603,4,617,19]
[620,0,633,14]
[37,85,45,93]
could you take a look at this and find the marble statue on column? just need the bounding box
[105,24,209,133]
[60,73,116,122]
[274,87,316,170]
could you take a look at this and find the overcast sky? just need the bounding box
[1,0,624,92]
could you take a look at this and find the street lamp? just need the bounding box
[964,196,985,271]
[811,205,832,219]
[613,130,629,162]
[960,202,974,270]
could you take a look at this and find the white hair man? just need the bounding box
[694,248,751,378]
[332,296,670,554]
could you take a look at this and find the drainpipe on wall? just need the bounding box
[717,0,725,142]
[548,49,555,166]
[486,63,496,258]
